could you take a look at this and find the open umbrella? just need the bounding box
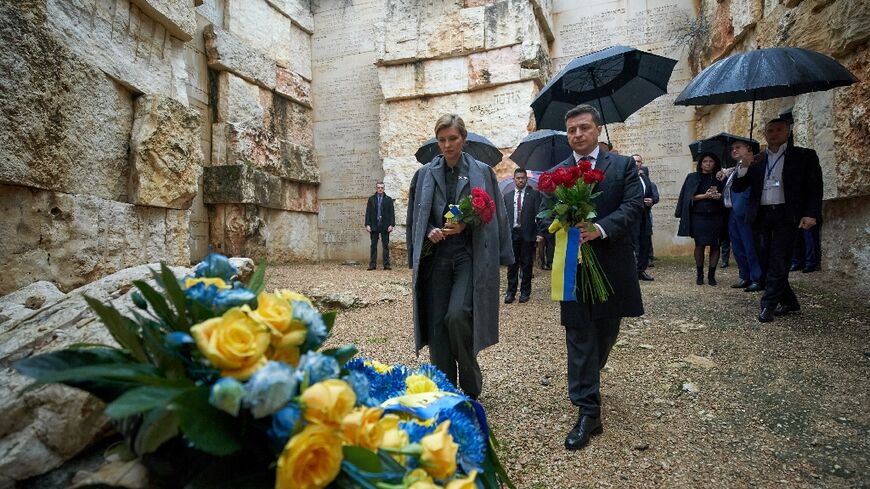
[689,132,760,167]
[674,47,857,139]
[414,132,503,166]
[498,172,541,195]
[531,45,678,143]
[508,130,572,172]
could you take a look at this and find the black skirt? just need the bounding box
[690,212,724,246]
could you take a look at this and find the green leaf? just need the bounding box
[322,310,337,332]
[105,385,191,419]
[342,446,382,472]
[84,296,148,363]
[132,280,176,327]
[172,388,241,456]
[134,407,179,455]
[247,262,267,295]
[26,363,173,387]
[183,454,273,489]
[140,319,186,379]
[322,344,358,365]
[160,263,189,331]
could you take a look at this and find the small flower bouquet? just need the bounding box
[14,254,514,489]
[537,162,613,303]
[423,186,495,258]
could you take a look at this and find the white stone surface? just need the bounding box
[130,0,198,41]
[217,72,267,127]
[225,0,312,80]
[0,282,66,334]
[204,24,277,90]
[266,0,315,33]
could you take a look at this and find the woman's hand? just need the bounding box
[428,228,445,243]
[441,222,466,236]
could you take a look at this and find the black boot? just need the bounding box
[707,267,718,286]
[696,267,704,285]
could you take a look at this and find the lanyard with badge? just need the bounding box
[764,152,784,189]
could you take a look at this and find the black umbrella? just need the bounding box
[674,47,857,138]
[508,130,572,171]
[414,132,503,166]
[531,45,678,143]
[689,132,760,167]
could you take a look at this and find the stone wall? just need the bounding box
[692,0,869,286]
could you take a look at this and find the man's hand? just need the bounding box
[441,222,466,236]
[716,170,726,181]
[575,222,601,242]
[365,225,371,233]
[387,225,394,233]
[428,228,444,243]
[644,197,653,207]
[798,217,817,230]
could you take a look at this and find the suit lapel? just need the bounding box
[431,157,447,201]
[596,150,613,176]
[454,154,472,202]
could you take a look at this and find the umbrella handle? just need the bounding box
[749,93,756,141]
[590,69,612,146]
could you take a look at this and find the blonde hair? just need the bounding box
[434,114,468,138]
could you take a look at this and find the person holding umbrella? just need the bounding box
[406,114,513,398]
[731,118,823,323]
[675,153,726,285]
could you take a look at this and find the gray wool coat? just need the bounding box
[406,153,514,356]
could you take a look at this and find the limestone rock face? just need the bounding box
[225,0,312,80]
[129,0,197,41]
[0,282,66,333]
[209,204,319,262]
[203,164,318,212]
[204,24,277,90]
[211,123,318,184]
[0,264,192,488]
[0,185,191,295]
[0,2,133,201]
[128,95,204,209]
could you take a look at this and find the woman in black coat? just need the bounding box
[676,152,726,285]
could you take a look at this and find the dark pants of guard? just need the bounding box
[424,247,481,396]
[540,232,555,268]
[562,300,621,417]
[369,229,390,268]
[754,205,799,309]
[636,233,652,272]
[506,229,534,297]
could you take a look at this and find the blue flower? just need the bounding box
[294,301,327,352]
[342,371,373,406]
[268,402,302,449]
[438,405,487,470]
[213,287,257,314]
[244,361,299,418]
[195,253,237,281]
[184,281,220,306]
[400,419,435,443]
[165,332,194,348]
[345,358,409,404]
[209,377,246,417]
[297,351,340,385]
[415,364,461,394]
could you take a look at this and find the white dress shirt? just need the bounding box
[513,187,524,228]
[572,146,608,239]
[736,145,787,205]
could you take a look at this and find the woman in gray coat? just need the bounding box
[406,114,513,398]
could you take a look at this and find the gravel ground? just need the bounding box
[267,257,869,489]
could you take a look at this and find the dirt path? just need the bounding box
[268,257,869,488]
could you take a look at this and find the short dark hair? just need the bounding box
[767,118,791,127]
[513,167,527,176]
[696,152,722,173]
[565,104,603,126]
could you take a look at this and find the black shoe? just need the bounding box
[744,282,763,292]
[802,266,817,273]
[367,265,376,271]
[638,271,654,281]
[383,265,392,270]
[731,279,750,288]
[519,295,530,303]
[790,264,802,272]
[565,414,603,450]
[504,295,515,304]
[773,303,801,316]
[707,268,717,286]
[758,307,775,323]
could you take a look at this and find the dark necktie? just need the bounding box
[516,190,523,225]
[377,196,382,221]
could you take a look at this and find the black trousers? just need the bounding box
[506,230,534,297]
[792,222,822,269]
[369,228,390,267]
[423,249,481,396]
[562,301,621,417]
[754,205,799,309]
[636,233,652,272]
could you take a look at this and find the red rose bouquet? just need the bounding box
[422,186,495,258]
[537,163,612,303]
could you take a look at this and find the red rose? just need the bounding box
[583,172,597,185]
[472,196,486,210]
[590,168,605,183]
[471,187,487,200]
[578,161,593,173]
[480,206,494,223]
[552,167,570,186]
[538,172,556,193]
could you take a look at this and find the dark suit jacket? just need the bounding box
[731,145,823,224]
[539,150,645,320]
[504,186,542,242]
[638,171,659,236]
[365,193,395,232]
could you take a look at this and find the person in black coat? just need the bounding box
[676,152,726,285]
[632,156,659,281]
[538,105,644,451]
[731,118,823,322]
[364,182,395,270]
[504,167,543,303]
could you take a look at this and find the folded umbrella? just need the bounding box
[508,130,572,172]
[414,132,503,166]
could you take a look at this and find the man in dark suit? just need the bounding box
[539,105,644,450]
[504,167,542,304]
[364,182,395,270]
[632,155,659,281]
[732,118,823,322]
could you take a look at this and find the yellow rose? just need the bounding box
[420,421,458,480]
[379,414,409,464]
[190,307,270,379]
[341,406,386,450]
[301,379,356,428]
[445,471,478,489]
[276,424,342,489]
[404,469,440,489]
[274,289,313,305]
[364,359,393,373]
[251,291,309,366]
[405,374,439,394]
[249,291,292,333]
[184,277,231,289]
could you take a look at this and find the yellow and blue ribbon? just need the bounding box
[550,219,582,302]
[444,204,461,224]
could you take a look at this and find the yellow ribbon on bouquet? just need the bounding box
[549,219,583,301]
